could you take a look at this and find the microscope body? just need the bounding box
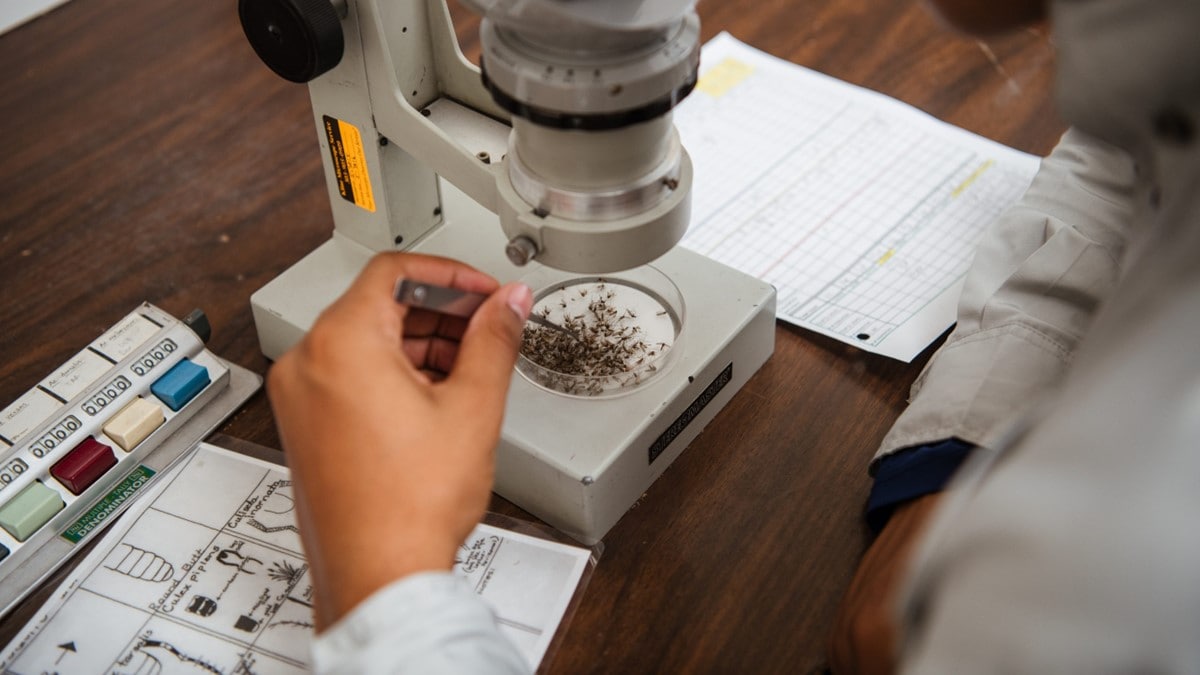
[244,0,776,543]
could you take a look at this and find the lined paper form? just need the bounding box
[677,34,1041,361]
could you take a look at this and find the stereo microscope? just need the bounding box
[239,0,775,543]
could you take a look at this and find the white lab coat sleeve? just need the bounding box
[310,572,530,675]
[897,304,1200,673]
[897,122,1200,671]
[895,1,1200,668]
[873,126,1135,464]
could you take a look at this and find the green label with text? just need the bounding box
[61,465,156,543]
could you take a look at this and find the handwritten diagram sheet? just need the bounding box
[676,34,1041,361]
[1,443,591,673]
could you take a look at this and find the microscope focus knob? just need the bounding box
[505,236,539,266]
[238,0,343,83]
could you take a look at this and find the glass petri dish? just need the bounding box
[516,265,685,398]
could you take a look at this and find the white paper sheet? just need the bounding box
[676,33,1041,361]
[1,443,591,673]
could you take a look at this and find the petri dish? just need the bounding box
[516,265,685,398]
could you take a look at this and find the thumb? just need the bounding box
[445,282,532,409]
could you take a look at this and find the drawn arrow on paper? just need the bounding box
[55,641,76,665]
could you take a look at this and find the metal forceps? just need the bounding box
[394,279,581,341]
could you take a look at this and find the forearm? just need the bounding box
[828,494,945,675]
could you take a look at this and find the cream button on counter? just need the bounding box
[102,397,165,451]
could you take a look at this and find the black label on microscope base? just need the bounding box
[648,363,733,465]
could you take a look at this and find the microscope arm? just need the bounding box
[354,0,509,210]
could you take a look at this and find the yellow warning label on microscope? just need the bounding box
[322,115,376,212]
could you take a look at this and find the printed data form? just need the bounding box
[1,443,591,673]
[677,33,1041,361]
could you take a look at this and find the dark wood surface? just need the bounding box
[0,0,1064,671]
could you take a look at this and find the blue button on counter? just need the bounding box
[150,359,211,411]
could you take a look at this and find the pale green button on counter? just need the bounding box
[0,481,65,541]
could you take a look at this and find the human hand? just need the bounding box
[827,493,945,675]
[266,252,533,630]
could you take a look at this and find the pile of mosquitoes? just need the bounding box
[520,280,669,396]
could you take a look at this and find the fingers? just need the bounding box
[403,335,462,374]
[305,252,529,420]
[402,312,470,342]
[444,283,532,416]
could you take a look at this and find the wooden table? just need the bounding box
[0,0,1064,671]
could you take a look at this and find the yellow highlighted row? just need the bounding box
[696,58,755,98]
[952,159,995,198]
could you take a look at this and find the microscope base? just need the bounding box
[252,184,776,544]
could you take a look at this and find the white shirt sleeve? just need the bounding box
[311,572,530,675]
[873,127,1136,464]
[897,1,1200,669]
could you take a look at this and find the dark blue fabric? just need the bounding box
[865,438,975,532]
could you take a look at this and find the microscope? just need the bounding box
[239,0,775,543]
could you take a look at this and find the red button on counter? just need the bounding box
[50,437,118,495]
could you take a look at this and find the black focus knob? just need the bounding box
[238,0,343,83]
